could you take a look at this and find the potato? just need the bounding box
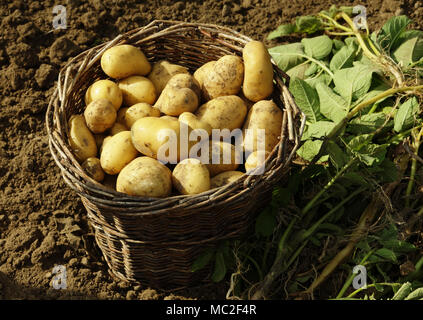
[195,95,247,132]
[82,157,105,182]
[84,99,117,134]
[116,156,172,198]
[210,171,244,188]
[118,76,156,106]
[116,107,129,125]
[178,112,212,136]
[160,115,178,121]
[193,60,216,88]
[172,158,210,195]
[202,55,244,100]
[245,150,270,172]
[154,74,201,116]
[148,60,189,94]
[242,41,274,102]
[109,122,128,136]
[68,114,97,162]
[131,117,193,163]
[124,103,160,128]
[243,100,282,153]
[101,44,151,79]
[100,131,138,175]
[85,79,122,111]
[203,141,242,176]
[99,136,112,155]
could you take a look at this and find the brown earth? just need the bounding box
[0,0,422,300]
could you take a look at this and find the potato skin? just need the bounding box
[242,41,274,102]
[68,114,97,162]
[148,60,189,94]
[116,156,172,198]
[193,61,216,88]
[245,150,270,172]
[101,45,151,79]
[195,95,247,132]
[178,112,212,136]
[154,74,201,116]
[243,100,282,153]
[172,158,210,195]
[118,76,157,106]
[205,141,242,176]
[124,103,160,128]
[116,107,129,125]
[85,80,123,111]
[202,55,244,100]
[84,98,117,134]
[210,171,244,188]
[100,131,138,175]
[131,117,191,164]
[82,157,105,182]
[109,122,128,136]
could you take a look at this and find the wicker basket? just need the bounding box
[46,20,306,289]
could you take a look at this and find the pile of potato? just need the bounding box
[68,41,282,198]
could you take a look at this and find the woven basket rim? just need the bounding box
[46,20,306,214]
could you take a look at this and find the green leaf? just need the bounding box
[305,73,332,88]
[295,16,323,34]
[268,43,305,71]
[289,78,322,123]
[394,97,420,132]
[327,140,348,169]
[345,37,359,48]
[348,113,388,134]
[286,63,309,80]
[255,207,276,237]
[392,37,423,66]
[377,159,399,182]
[347,134,387,166]
[333,39,345,52]
[392,282,412,300]
[352,84,393,108]
[302,121,335,140]
[296,140,324,162]
[267,24,297,40]
[305,62,319,76]
[405,288,423,300]
[330,45,356,72]
[302,35,333,60]
[374,248,398,263]
[191,249,214,272]
[393,29,423,51]
[333,64,374,106]
[377,15,412,51]
[380,239,417,253]
[211,251,226,282]
[316,83,349,122]
[341,172,369,186]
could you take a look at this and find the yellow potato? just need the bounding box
[178,112,212,136]
[82,157,105,182]
[210,171,244,188]
[245,150,270,172]
[193,60,216,88]
[160,116,179,122]
[118,76,156,106]
[100,131,138,175]
[148,60,190,94]
[101,44,151,79]
[109,122,128,136]
[195,95,247,132]
[202,55,244,100]
[84,99,117,134]
[124,103,160,128]
[99,135,112,155]
[154,74,201,116]
[116,156,172,198]
[131,117,193,164]
[85,79,123,111]
[204,141,242,177]
[116,107,128,125]
[243,100,282,153]
[172,158,210,195]
[242,41,274,102]
[68,114,97,162]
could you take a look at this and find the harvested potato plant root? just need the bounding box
[85,79,123,111]
[68,114,97,162]
[118,76,157,106]
[82,157,105,182]
[210,171,244,188]
[84,98,117,134]
[124,103,160,128]
[101,44,151,79]
[148,60,189,94]
[116,156,172,198]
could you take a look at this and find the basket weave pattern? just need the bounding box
[46,20,306,288]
